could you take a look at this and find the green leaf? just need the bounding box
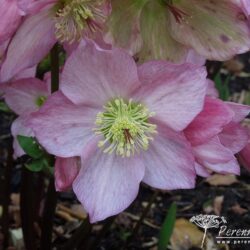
[17,135,44,159]
[25,159,44,172]
[214,73,230,101]
[0,101,12,113]
[158,202,177,250]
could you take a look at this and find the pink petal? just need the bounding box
[219,122,249,154]
[206,79,219,98]
[60,40,141,107]
[241,0,250,15]
[17,0,57,14]
[134,61,207,131]
[185,97,234,146]
[14,66,37,80]
[28,91,98,158]
[0,6,56,82]
[55,157,80,192]
[193,136,235,164]
[185,49,206,66]
[195,162,211,177]
[73,151,145,223]
[11,115,34,158]
[0,0,22,43]
[3,78,49,115]
[142,121,196,190]
[226,102,250,122]
[203,158,240,175]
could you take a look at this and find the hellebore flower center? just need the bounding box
[94,98,157,157]
[54,0,105,43]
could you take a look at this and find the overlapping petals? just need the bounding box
[185,93,250,176]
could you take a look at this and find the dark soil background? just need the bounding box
[0,54,250,250]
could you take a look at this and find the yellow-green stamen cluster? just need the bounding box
[94,98,157,157]
[54,0,105,43]
[35,96,47,107]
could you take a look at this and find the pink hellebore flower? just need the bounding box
[28,41,208,222]
[106,0,250,63]
[3,75,79,190]
[0,0,110,82]
[185,95,250,177]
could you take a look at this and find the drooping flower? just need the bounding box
[28,40,208,222]
[185,91,250,177]
[2,74,80,188]
[105,0,250,63]
[3,77,50,157]
[0,0,110,82]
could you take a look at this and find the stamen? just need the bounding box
[36,96,47,107]
[166,2,188,23]
[94,98,157,157]
[54,0,105,43]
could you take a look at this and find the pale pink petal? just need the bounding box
[241,0,250,15]
[0,0,22,43]
[203,158,240,175]
[193,136,235,164]
[185,49,206,66]
[195,162,211,178]
[142,121,196,189]
[206,79,219,98]
[134,61,207,131]
[28,91,98,158]
[55,157,80,192]
[11,115,34,158]
[60,40,141,107]
[185,97,234,146]
[0,6,56,82]
[0,39,9,68]
[17,0,57,14]
[3,78,49,115]
[73,151,145,223]
[14,66,37,80]
[169,0,250,61]
[226,102,250,122]
[219,122,249,154]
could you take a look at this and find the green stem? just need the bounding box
[125,190,159,248]
[51,43,60,93]
[40,43,60,250]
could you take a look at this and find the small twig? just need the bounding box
[20,168,37,250]
[132,191,159,237]
[59,218,92,250]
[40,42,60,250]
[40,177,57,250]
[50,43,60,93]
[2,144,13,248]
[125,191,159,248]
[85,216,116,250]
